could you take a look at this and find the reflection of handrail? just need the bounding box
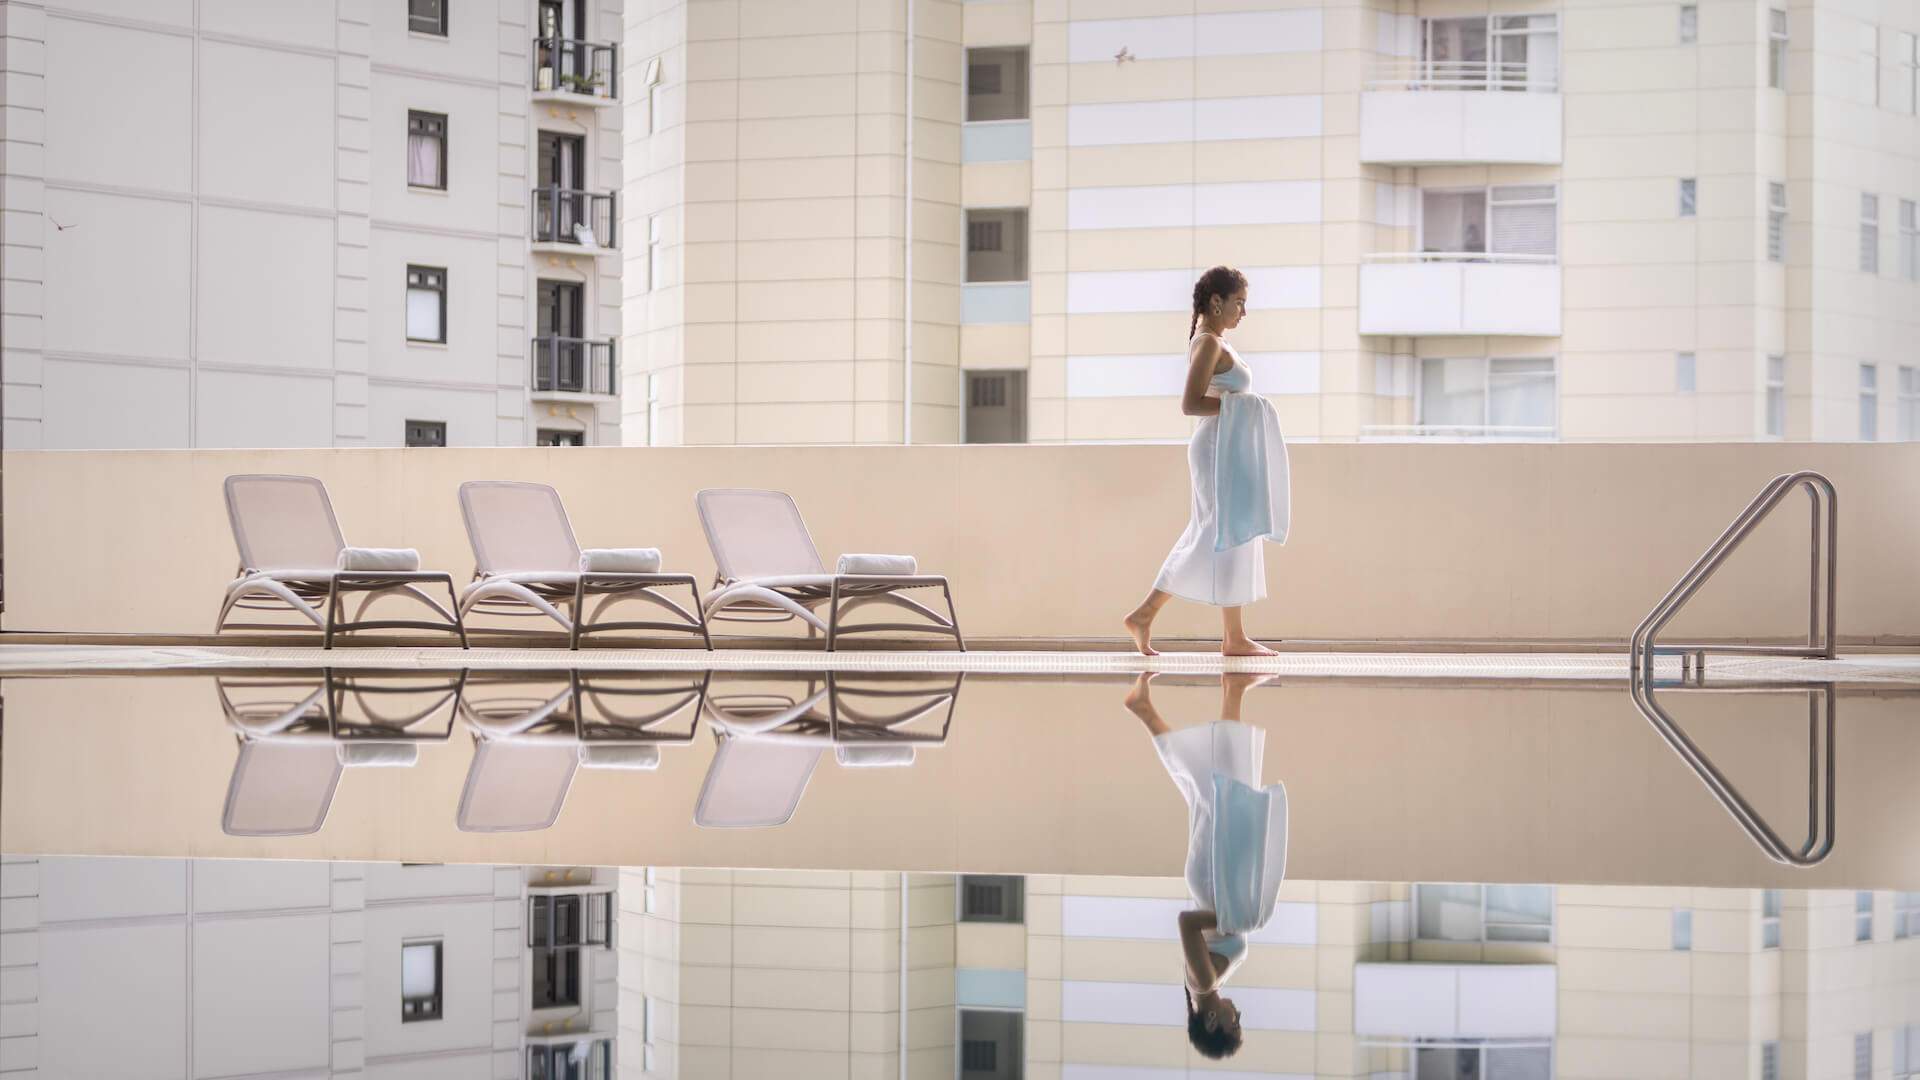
[1368,59,1559,92]
[1626,470,1839,867]
[1362,251,1558,264]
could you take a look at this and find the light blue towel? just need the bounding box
[1211,393,1291,553]
[1208,771,1290,935]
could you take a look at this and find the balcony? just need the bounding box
[962,120,1032,164]
[1360,61,1562,165]
[531,187,617,254]
[531,336,618,398]
[532,38,617,104]
[1359,254,1561,337]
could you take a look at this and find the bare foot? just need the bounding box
[1123,609,1160,656]
[1222,638,1278,657]
[1123,671,1157,715]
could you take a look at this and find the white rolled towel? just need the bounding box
[836,553,918,576]
[835,745,917,768]
[336,743,420,768]
[578,744,662,771]
[337,547,422,572]
[579,547,663,573]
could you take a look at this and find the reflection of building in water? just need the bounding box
[0,857,617,1078]
[621,873,1920,1079]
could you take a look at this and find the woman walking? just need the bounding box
[1124,266,1291,656]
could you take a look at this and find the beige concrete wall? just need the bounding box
[5,441,1917,641]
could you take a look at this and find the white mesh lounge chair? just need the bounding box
[458,481,710,649]
[695,489,963,651]
[218,474,467,648]
[456,672,703,832]
[218,673,460,837]
[693,673,960,828]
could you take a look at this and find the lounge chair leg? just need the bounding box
[447,577,469,649]
[689,580,713,650]
[568,577,586,650]
[323,578,340,650]
[943,582,965,652]
[825,581,841,652]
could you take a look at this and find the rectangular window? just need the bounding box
[1769,9,1788,90]
[406,265,446,342]
[532,945,582,1009]
[1898,32,1919,114]
[643,56,664,134]
[404,420,446,448]
[1899,367,1919,441]
[407,111,446,190]
[1767,182,1788,262]
[959,875,1025,922]
[1863,24,1880,106]
[1861,363,1879,441]
[1763,1041,1780,1080]
[401,940,443,1022]
[536,429,584,447]
[1899,1024,1920,1079]
[1857,891,1874,942]
[959,1009,1023,1079]
[1858,1032,1874,1080]
[1862,193,1880,273]
[1673,908,1693,950]
[1899,199,1917,280]
[1766,354,1786,437]
[1762,889,1782,949]
[966,47,1029,122]
[1423,15,1559,91]
[1420,186,1559,260]
[966,208,1028,283]
[964,371,1028,445]
[1417,357,1558,438]
[529,893,614,948]
[1415,883,1554,943]
[1679,4,1698,43]
[409,0,446,36]
[1676,352,1697,392]
[1679,177,1697,217]
[528,1040,610,1080]
[648,214,665,293]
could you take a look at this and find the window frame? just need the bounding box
[1768,9,1789,90]
[1767,182,1788,262]
[1413,883,1556,944]
[1414,356,1559,439]
[406,110,448,191]
[408,0,447,37]
[1861,193,1880,274]
[400,938,444,1023]
[406,264,447,344]
[963,46,1032,123]
[1416,184,1560,262]
[963,207,1030,284]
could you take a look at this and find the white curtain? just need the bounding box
[406,286,441,341]
[407,132,441,187]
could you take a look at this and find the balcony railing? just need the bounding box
[1368,59,1558,93]
[1361,424,1558,442]
[1358,253,1562,337]
[532,38,618,100]
[532,336,617,396]
[532,187,617,248]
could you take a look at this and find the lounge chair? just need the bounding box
[456,671,704,832]
[694,489,963,650]
[217,474,467,648]
[218,672,461,836]
[457,481,710,649]
[694,673,960,828]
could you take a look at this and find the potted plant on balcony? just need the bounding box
[560,71,604,96]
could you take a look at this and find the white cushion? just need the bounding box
[836,553,918,576]
[835,745,917,768]
[337,743,419,767]
[578,744,662,770]
[337,547,422,572]
[580,547,663,574]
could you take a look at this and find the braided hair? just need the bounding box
[1189,265,1249,341]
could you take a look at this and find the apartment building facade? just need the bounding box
[0,857,620,1079]
[623,0,1920,445]
[619,870,1920,1079]
[0,0,627,450]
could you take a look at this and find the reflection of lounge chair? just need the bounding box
[694,674,961,828]
[456,672,705,832]
[458,481,709,649]
[218,672,462,837]
[217,474,467,648]
[695,489,963,650]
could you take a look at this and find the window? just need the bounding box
[1861,364,1879,441]
[1898,1024,1920,1079]
[1896,32,1918,114]
[528,1039,611,1080]
[1769,9,1788,90]
[406,111,446,190]
[643,56,664,134]
[1858,1032,1874,1080]
[1862,194,1880,273]
[1857,891,1875,941]
[1417,357,1557,438]
[1679,4,1698,44]
[959,1009,1023,1079]
[1420,185,1558,259]
[1411,1045,1552,1079]
[959,875,1025,922]
[1899,199,1917,280]
[1767,182,1788,262]
[1679,178,1697,217]
[1676,352,1696,393]
[643,996,659,1071]
[532,945,582,1008]
[1422,15,1559,91]
[966,209,1028,283]
[401,940,442,1022]
[966,47,1029,122]
[1862,23,1880,106]
[406,265,446,342]
[404,420,446,448]
[1761,889,1782,948]
[537,429,584,447]
[408,0,445,36]
[1673,908,1693,950]
[1899,368,1918,441]
[1415,883,1554,943]
[529,893,613,949]
[1766,354,1786,437]
[1763,1041,1780,1080]
[648,214,665,293]
[964,372,1028,445]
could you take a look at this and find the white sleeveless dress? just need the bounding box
[1153,338,1291,607]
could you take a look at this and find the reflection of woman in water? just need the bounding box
[1124,671,1288,1060]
